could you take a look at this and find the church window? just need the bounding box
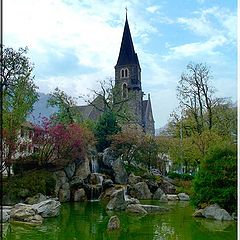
[120,68,129,78]
[122,83,128,99]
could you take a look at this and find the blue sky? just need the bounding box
[4,0,237,128]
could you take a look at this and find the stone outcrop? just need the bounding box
[166,194,179,201]
[106,189,127,211]
[73,188,87,202]
[178,193,190,201]
[126,204,147,214]
[33,199,61,217]
[129,182,152,200]
[59,188,71,202]
[107,215,120,230]
[193,204,233,221]
[75,159,91,180]
[112,158,128,184]
[159,179,176,194]
[128,173,142,185]
[153,188,165,200]
[64,162,76,179]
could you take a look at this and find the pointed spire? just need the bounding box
[115,10,140,67]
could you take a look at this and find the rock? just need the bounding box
[102,148,116,168]
[53,171,68,196]
[75,159,90,180]
[99,187,118,201]
[102,179,114,190]
[107,215,120,230]
[192,209,204,218]
[10,203,42,224]
[202,204,233,221]
[64,162,76,179]
[166,194,179,201]
[159,179,176,194]
[128,173,142,185]
[33,199,61,217]
[58,189,70,202]
[73,188,87,202]
[153,188,165,200]
[106,189,127,211]
[159,194,168,203]
[125,196,140,205]
[126,204,147,214]
[146,180,159,193]
[129,182,152,200]
[25,193,47,205]
[112,158,128,184]
[88,173,104,185]
[69,176,83,188]
[178,193,190,201]
[139,204,169,213]
[62,182,70,190]
[1,210,10,223]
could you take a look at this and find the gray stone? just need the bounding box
[125,196,140,205]
[128,173,142,185]
[103,148,116,168]
[126,204,147,214]
[64,162,76,179]
[146,180,159,193]
[139,204,169,213]
[153,188,165,200]
[159,194,168,203]
[112,158,128,184]
[202,204,233,221]
[178,193,190,201]
[33,199,61,217]
[75,158,90,180]
[53,170,68,196]
[58,189,70,202]
[192,209,204,218]
[69,176,83,188]
[73,188,87,202]
[106,189,127,211]
[103,179,114,190]
[107,215,120,230]
[166,194,179,201]
[22,214,43,225]
[1,210,10,223]
[26,193,47,205]
[159,179,176,194]
[99,187,118,201]
[61,182,70,190]
[129,182,152,200]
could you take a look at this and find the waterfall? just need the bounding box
[91,158,99,173]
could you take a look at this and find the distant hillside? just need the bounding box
[27,92,58,123]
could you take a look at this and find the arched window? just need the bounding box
[121,69,125,78]
[122,83,128,99]
[120,68,129,78]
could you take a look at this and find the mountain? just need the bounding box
[27,92,58,123]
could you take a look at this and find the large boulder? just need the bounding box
[128,173,142,185]
[106,189,127,211]
[58,188,70,202]
[166,194,179,201]
[99,187,118,201]
[125,196,140,205]
[146,180,159,193]
[178,193,190,201]
[102,179,114,190]
[10,203,43,225]
[33,199,61,217]
[64,162,76,179]
[153,188,165,200]
[69,176,83,188]
[126,204,147,214]
[107,215,120,230]
[1,209,10,223]
[159,179,176,194]
[53,170,68,196]
[202,204,233,221]
[129,182,152,200]
[102,148,116,168]
[112,158,128,184]
[73,188,87,202]
[75,159,90,180]
[25,193,47,205]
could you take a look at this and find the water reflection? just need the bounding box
[4,201,237,240]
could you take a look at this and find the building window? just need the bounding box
[120,68,129,78]
[122,83,128,99]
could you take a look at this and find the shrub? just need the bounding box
[167,172,194,180]
[191,142,237,213]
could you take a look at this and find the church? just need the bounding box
[78,13,155,135]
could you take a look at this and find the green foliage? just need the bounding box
[48,87,82,125]
[167,172,194,181]
[3,170,56,204]
[124,163,148,176]
[192,142,237,213]
[94,111,121,152]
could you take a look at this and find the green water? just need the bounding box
[3,201,237,240]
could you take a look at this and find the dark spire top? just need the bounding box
[115,12,140,67]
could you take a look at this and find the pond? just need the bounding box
[3,201,237,240]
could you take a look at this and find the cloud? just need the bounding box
[146,5,160,14]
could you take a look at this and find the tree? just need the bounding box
[48,87,82,125]
[94,111,121,152]
[192,142,237,213]
[177,62,215,134]
[1,46,38,176]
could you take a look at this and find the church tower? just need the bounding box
[114,12,143,126]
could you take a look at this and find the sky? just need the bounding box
[3,0,238,128]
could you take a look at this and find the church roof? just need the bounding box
[115,15,140,67]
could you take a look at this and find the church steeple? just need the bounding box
[115,13,140,67]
